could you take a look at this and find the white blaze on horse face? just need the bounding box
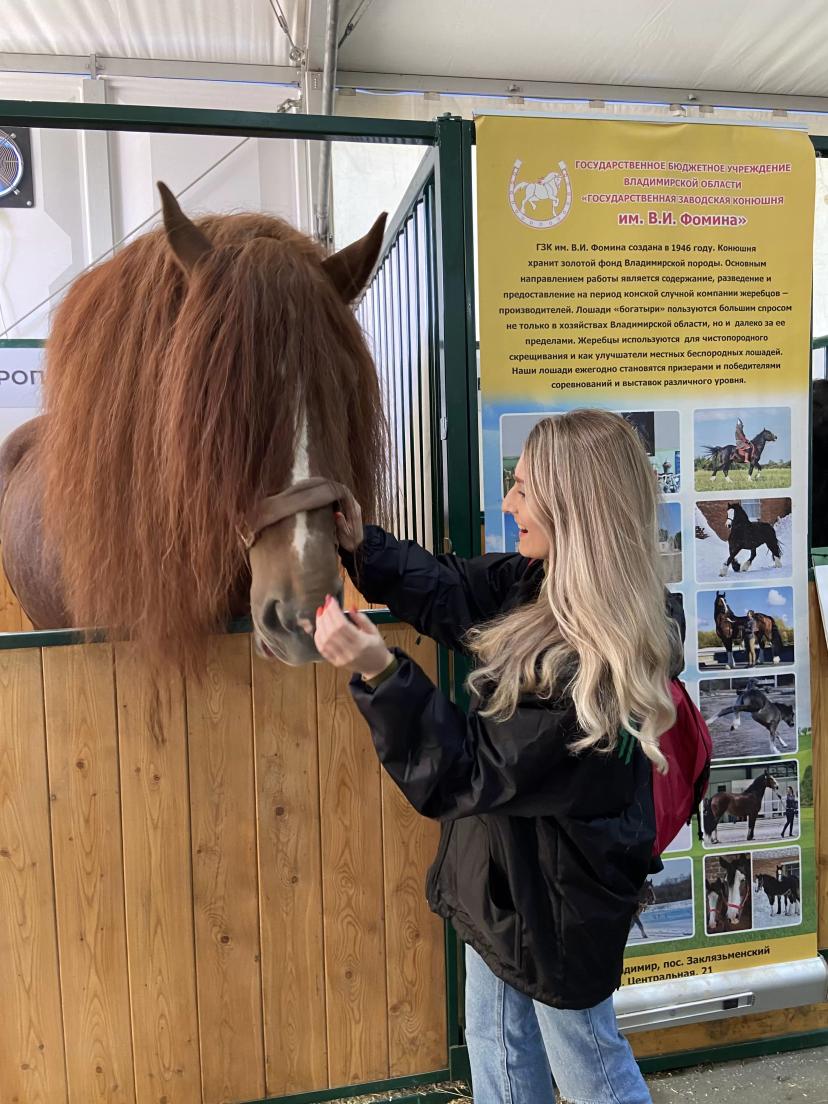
[291,412,310,560]
[707,889,720,930]
[726,868,746,921]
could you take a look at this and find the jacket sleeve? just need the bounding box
[350,649,584,820]
[340,525,533,652]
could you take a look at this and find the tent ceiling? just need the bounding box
[2,0,828,101]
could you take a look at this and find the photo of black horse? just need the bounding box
[753,848,801,930]
[695,498,792,581]
[702,427,777,480]
[721,502,783,576]
[699,673,797,759]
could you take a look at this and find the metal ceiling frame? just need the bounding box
[4,52,828,115]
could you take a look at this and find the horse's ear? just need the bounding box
[157,182,213,274]
[322,213,387,303]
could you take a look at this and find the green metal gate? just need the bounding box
[0,99,480,1104]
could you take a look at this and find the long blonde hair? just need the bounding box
[468,410,678,769]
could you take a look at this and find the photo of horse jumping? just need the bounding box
[712,678,795,754]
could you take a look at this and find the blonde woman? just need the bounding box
[315,410,684,1104]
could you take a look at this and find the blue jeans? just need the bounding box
[464,946,651,1104]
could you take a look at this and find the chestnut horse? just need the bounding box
[0,184,387,664]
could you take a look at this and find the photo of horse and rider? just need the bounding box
[704,853,752,935]
[752,848,802,930]
[693,407,792,491]
[702,759,800,848]
[694,497,792,581]
[696,586,794,671]
[626,858,694,946]
[699,673,797,760]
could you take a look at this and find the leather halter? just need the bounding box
[238,477,359,551]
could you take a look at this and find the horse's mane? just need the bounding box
[744,773,772,796]
[40,212,385,651]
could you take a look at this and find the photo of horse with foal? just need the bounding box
[694,407,791,491]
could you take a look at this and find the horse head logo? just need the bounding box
[509,159,572,228]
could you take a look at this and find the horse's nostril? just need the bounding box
[262,600,281,633]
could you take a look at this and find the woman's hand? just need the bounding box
[315,595,393,680]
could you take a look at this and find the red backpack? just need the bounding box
[652,680,712,857]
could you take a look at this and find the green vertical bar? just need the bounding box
[432,116,479,1053]
[424,182,444,557]
[393,238,411,539]
[412,202,427,545]
[433,115,480,564]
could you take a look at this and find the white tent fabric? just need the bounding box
[3,0,291,66]
[3,0,828,99]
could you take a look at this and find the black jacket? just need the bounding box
[344,526,686,1010]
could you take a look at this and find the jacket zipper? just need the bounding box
[427,820,455,901]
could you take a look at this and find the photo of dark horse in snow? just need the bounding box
[755,872,800,917]
[713,592,784,669]
[720,503,783,576]
[702,426,778,482]
[712,678,795,754]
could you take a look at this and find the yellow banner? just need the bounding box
[477,116,814,400]
[622,934,816,987]
[476,115,817,983]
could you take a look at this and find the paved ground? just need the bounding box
[648,1046,828,1101]
[326,1047,828,1102]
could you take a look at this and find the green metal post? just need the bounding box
[431,115,480,1059]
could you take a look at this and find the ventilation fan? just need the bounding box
[0,131,24,198]
[0,128,33,208]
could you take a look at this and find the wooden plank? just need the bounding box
[379,627,446,1076]
[115,644,202,1104]
[252,653,328,1097]
[186,634,265,1104]
[632,1000,828,1058]
[0,560,24,632]
[43,644,136,1104]
[0,648,68,1104]
[317,661,389,1087]
[809,584,828,949]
